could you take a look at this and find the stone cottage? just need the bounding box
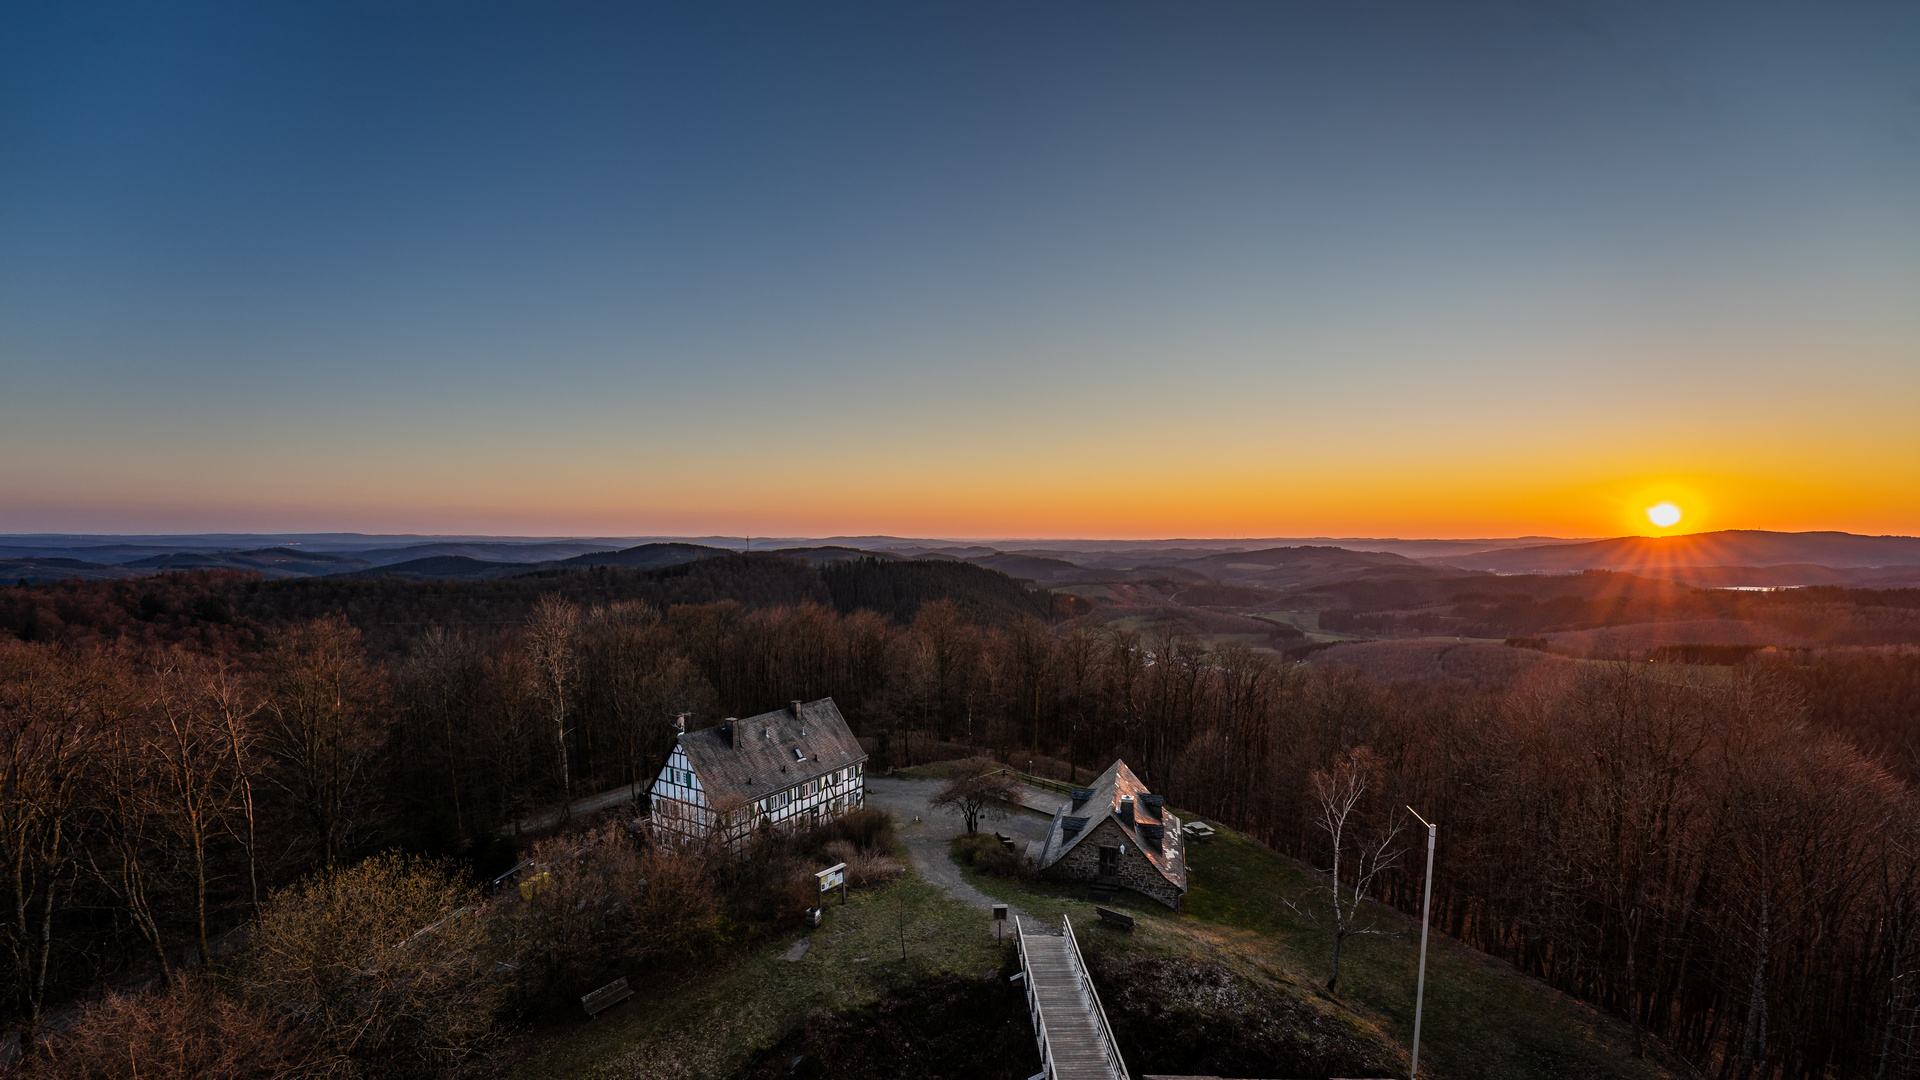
[1029,759,1187,909]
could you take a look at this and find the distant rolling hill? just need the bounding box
[121,547,372,577]
[769,546,904,566]
[0,557,134,583]
[966,552,1093,585]
[347,541,617,567]
[1434,531,1920,577]
[344,555,535,580]
[551,542,724,569]
[817,556,1077,625]
[1175,545,1457,590]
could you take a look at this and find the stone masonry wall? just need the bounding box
[1043,818,1184,910]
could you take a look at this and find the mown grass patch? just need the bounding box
[946,820,1675,1080]
[497,871,1004,1080]
[1185,827,1675,1080]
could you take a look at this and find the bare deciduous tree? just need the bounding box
[1287,746,1403,994]
[525,595,580,799]
[259,617,382,869]
[146,655,254,970]
[0,644,121,1029]
[929,758,1020,834]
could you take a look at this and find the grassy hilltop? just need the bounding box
[499,813,1674,1080]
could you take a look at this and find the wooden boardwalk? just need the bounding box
[1015,917,1127,1080]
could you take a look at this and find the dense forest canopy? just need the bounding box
[2,556,1918,1078]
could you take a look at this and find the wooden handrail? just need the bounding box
[1062,915,1129,1080]
[1015,916,1054,1080]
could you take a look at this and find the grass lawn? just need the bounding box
[951,825,1678,1080]
[498,872,1006,1080]
[497,814,1677,1080]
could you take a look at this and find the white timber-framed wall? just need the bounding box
[648,697,869,849]
[750,760,865,829]
[649,743,715,843]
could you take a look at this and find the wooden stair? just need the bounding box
[1015,917,1127,1080]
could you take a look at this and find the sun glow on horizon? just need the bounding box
[1647,502,1683,529]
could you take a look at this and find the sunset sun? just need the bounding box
[1647,502,1683,528]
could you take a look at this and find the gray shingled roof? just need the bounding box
[677,697,866,807]
[1035,758,1187,891]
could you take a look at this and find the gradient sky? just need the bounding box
[2,2,1916,539]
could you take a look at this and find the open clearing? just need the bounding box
[954,823,1678,1080]
[502,800,1676,1080]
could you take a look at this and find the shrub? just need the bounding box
[951,833,1022,879]
[490,824,646,1007]
[846,850,904,889]
[28,977,320,1080]
[820,839,858,867]
[491,824,729,1008]
[822,805,895,852]
[615,840,729,966]
[721,836,822,932]
[240,853,505,1078]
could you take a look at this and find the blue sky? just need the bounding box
[3,2,1915,537]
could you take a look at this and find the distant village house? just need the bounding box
[1030,759,1188,909]
[649,697,868,847]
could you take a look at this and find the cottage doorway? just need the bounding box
[1098,846,1120,876]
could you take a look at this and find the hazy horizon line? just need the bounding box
[10,527,1915,546]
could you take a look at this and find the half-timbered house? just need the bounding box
[649,697,868,848]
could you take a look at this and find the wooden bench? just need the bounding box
[581,977,633,1018]
[1094,906,1135,932]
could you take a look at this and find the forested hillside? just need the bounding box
[0,554,1073,659]
[3,565,1917,1078]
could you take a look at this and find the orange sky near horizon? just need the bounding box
[6,443,1914,539]
[4,5,1916,542]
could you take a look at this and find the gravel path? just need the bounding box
[863,776,1058,919]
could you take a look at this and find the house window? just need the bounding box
[804,779,819,797]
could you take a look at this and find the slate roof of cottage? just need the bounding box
[1034,758,1187,892]
[676,697,867,807]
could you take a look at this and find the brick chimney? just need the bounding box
[725,717,739,747]
[1119,795,1135,823]
[673,713,687,736]
[791,699,803,720]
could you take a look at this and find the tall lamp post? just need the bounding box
[1406,807,1437,1079]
